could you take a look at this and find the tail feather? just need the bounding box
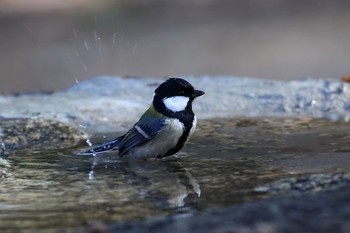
[77,137,122,155]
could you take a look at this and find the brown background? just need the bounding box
[1,0,350,94]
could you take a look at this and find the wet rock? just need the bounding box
[196,117,350,155]
[0,117,87,157]
[254,173,350,195]
[0,76,349,154]
[1,76,350,136]
[89,222,107,233]
[97,185,350,233]
[0,75,342,156]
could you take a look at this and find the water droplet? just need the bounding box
[84,40,90,50]
[86,139,93,147]
[88,170,94,180]
[82,63,88,71]
[112,33,117,48]
[72,29,78,38]
[94,31,98,42]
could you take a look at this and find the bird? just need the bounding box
[79,77,205,160]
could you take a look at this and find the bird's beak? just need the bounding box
[192,89,205,98]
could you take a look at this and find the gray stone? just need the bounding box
[1,76,350,136]
[1,75,349,155]
[0,117,87,157]
[255,173,350,195]
[95,185,350,233]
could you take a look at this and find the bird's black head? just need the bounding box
[153,78,204,115]
[154,78,205,100]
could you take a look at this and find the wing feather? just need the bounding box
[77,137,122,155]
[118,114,165,157]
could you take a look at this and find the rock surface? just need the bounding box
[254,173,350,194]
[0,117,87,157]
[102,185,350,233]
[1,76,350,135]
[1,76,350,156]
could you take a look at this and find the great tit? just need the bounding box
[79,78,205,159]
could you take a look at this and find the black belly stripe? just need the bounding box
[157,112,194,158]
[153,96,195,158]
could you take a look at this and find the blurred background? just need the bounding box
[1,0,350,94]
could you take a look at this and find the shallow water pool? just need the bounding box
[1,118,350,232]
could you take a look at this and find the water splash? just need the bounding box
[84,40,91,50]
[86,139,93,147]
[72,29,78,39]
[112,33,117,48]
[88,156,98,180]
[88,170,94,180]
[93,31,104,63]
[79,124,88,129]
[74,51,88,72]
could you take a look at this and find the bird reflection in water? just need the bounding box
[86,154,201,209]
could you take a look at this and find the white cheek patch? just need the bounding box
[163,96,189,112]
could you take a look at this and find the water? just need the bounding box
[1,118,350,232]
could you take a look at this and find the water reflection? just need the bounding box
[87,154,201,209]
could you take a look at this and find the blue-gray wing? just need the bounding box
[119,115,166,157]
